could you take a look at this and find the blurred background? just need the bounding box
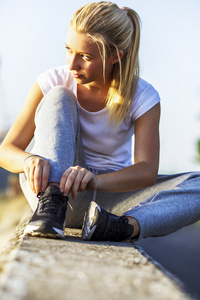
[0,0,200,298]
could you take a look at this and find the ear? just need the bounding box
[111,50,124,64]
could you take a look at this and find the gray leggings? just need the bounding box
[20,86,200,240]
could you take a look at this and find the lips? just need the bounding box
[72,72,83,78]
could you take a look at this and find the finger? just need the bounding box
[62,170,79,197]
[60,168,72,193]
[79,172,94,192]
[70,171,85,199]
[23,158,36,193]
[34,165,43,194]
[28,165,37,194]
[41,162,50,192]
[25,157,49,194]
[65,170,79,197]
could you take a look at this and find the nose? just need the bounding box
[67,54,80,71]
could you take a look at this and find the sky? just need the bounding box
[0,0,200,174]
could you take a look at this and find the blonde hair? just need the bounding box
[70,1,140,127]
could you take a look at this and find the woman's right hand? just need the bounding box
[23,155,50,195]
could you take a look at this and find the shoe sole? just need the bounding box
[24,223,65,240]
[82,201,98,240]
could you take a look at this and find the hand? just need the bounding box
[60,166,97,199]
[23,155,50,194]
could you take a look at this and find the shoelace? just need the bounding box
[106,216,128,240]
[38,194,65,215]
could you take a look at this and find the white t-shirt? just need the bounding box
[37,65,160,170]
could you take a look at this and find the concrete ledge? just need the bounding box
[0,208,192,300]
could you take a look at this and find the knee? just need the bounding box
[36,86,78,118]
[47,86,77,107]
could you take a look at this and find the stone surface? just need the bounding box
[0,211,192,300]
[0,194,27,251]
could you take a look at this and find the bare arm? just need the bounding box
[0,82,52,194]
[94,103,160,192]
[0,82,44,172]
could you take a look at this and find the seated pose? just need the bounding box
[0,2,200,241]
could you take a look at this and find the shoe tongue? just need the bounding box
[37,185,61,197]
[47,185,61,194]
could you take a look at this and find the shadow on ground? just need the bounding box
[137,223,200,300]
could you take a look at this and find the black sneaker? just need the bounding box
[82,201,134,242]
[24,185,68,239]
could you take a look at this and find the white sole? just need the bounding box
[24,224,65,239]
[82,201,99,240]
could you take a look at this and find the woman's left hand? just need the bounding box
[59,166,97,199]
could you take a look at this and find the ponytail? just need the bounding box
[107,7,140,127]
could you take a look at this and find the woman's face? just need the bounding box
[65,27,113,88]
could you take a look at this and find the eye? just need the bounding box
[81,54,91,60]
[65,46,72,53]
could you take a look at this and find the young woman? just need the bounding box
[0,1,199,241]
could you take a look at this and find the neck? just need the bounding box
[77,84,109,112]
[78,82,110,98]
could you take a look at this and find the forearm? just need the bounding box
[0,143,31,173]
[0,82,45,174]
[95,161,158,192]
